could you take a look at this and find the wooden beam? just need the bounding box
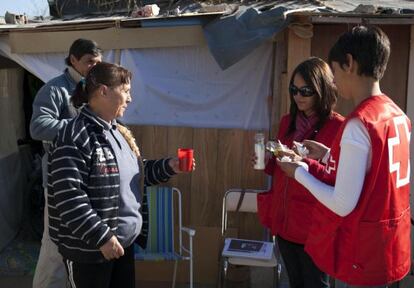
[311,15,414,25]
[311,16,362,24]
[406,25,414,187]
[9,26,206,53]
[285,24,312,115]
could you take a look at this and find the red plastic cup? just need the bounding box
[178,148,194,172]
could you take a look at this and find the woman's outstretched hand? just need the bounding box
[169,157,196,173]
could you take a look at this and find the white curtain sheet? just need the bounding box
[0,36,272,129]
[120,44,272,129]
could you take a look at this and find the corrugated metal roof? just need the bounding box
[45,0,414,16]
[2,0,414,33]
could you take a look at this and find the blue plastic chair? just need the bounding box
[135,186,196,288]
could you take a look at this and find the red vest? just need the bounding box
[257,112,344,244]
[305,95,411,285]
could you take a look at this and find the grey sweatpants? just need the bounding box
[32,188,68,288]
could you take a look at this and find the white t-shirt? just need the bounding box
[295,118,371,216]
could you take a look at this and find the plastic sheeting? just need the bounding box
[120,44,272,129]
[203,1,320,70]
[0,38,64,83]
[204,5,289,70]
[0,38,271,129]
[0,146,32,250]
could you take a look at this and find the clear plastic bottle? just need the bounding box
[254,133,265,170]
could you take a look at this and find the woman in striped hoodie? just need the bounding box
[47,62,193,288]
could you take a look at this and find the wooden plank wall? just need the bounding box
[129,125,267,238]
[311,24,409,114]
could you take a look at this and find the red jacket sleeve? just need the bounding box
[264,115,290,175]
[303,158,326,180]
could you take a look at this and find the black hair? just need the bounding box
[287,57,338,136]
[65,38,102,66]
[71,62,132,108]
[328,25,390,80]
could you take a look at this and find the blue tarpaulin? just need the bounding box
[203,1,326,70]
[204,5,289,70]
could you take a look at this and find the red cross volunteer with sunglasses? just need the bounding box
[255,57,344,288]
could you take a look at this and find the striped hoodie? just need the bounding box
[47,107,175,263]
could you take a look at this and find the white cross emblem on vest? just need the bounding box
[388,115,411,188]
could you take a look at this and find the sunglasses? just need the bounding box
[289,84,315,97]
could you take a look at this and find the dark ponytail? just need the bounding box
[70,62,132,108]
[71,80,89,108]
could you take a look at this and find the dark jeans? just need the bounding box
[277,236,330,288]
[64,245,135,288]
[335,279,398,288]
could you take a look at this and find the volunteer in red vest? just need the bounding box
[277,25,411,287]
[256,57,344,288]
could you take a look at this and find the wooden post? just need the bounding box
[269,34,287,139]
[402,24,414,288]
[284,21,312,116]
